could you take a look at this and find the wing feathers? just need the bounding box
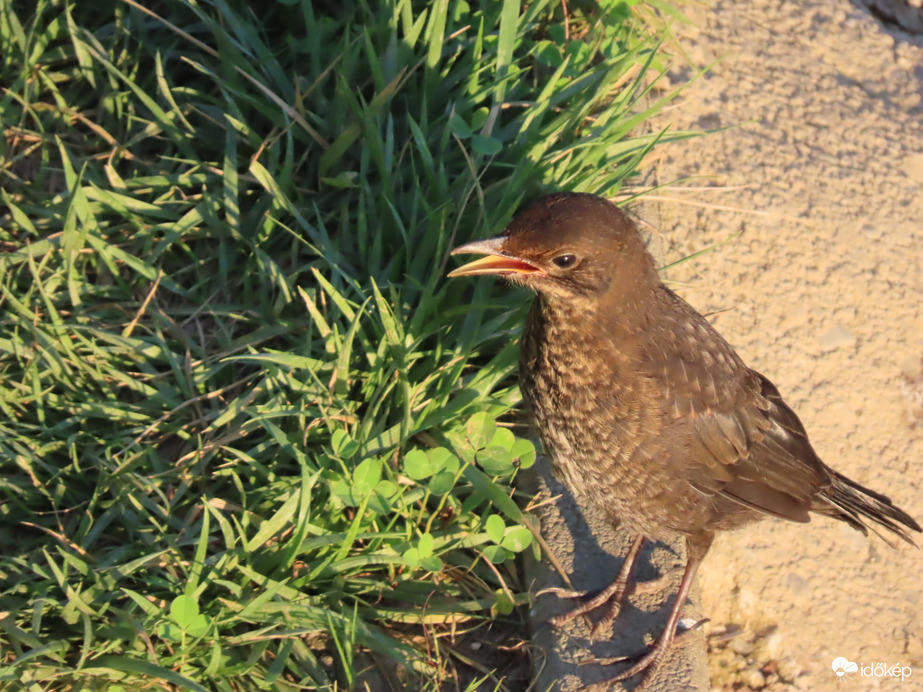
[644,290,826,523]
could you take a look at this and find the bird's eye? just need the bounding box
[552,254,577,269]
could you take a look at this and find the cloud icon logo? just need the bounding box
[832,657,859,677]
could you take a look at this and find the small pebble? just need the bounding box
[746,669,767,688]
[730,637,755,656]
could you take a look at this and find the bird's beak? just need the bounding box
[447,237,544,278]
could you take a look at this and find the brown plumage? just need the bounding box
[448,192,920,688]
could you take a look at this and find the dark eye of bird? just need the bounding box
[552,254,577,269]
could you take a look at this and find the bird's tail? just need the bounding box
[818,470,921,546]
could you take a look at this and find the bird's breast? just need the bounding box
[520,300,659,503]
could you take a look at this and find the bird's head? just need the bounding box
[448,193,658,303]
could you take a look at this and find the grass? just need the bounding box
[0,0,699,689]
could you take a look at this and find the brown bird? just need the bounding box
[448,192,920,689]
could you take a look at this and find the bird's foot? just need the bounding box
[578,618,709,692]
[539,570,676,636]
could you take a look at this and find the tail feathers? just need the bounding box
[819,471,921,547]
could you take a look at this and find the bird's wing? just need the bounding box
[638,290,826,523]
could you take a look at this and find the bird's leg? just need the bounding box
[581,533,714,692]
[540,535,647,632]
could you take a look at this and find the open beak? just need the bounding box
[447,237,544,278]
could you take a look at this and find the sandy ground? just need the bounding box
[640,1,923,689]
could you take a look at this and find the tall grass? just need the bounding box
[0,0,696,688]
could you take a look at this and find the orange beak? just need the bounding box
[447,237,544,278]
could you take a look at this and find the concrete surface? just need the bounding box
[525,457,710,692]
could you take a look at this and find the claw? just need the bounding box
[536,586,588,599]
[544,535,647,633]
[573,535,712,692]
[595,617,710,666]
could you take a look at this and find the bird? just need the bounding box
[447,192,921,689]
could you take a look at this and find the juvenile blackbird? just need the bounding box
[448,192,920,689]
